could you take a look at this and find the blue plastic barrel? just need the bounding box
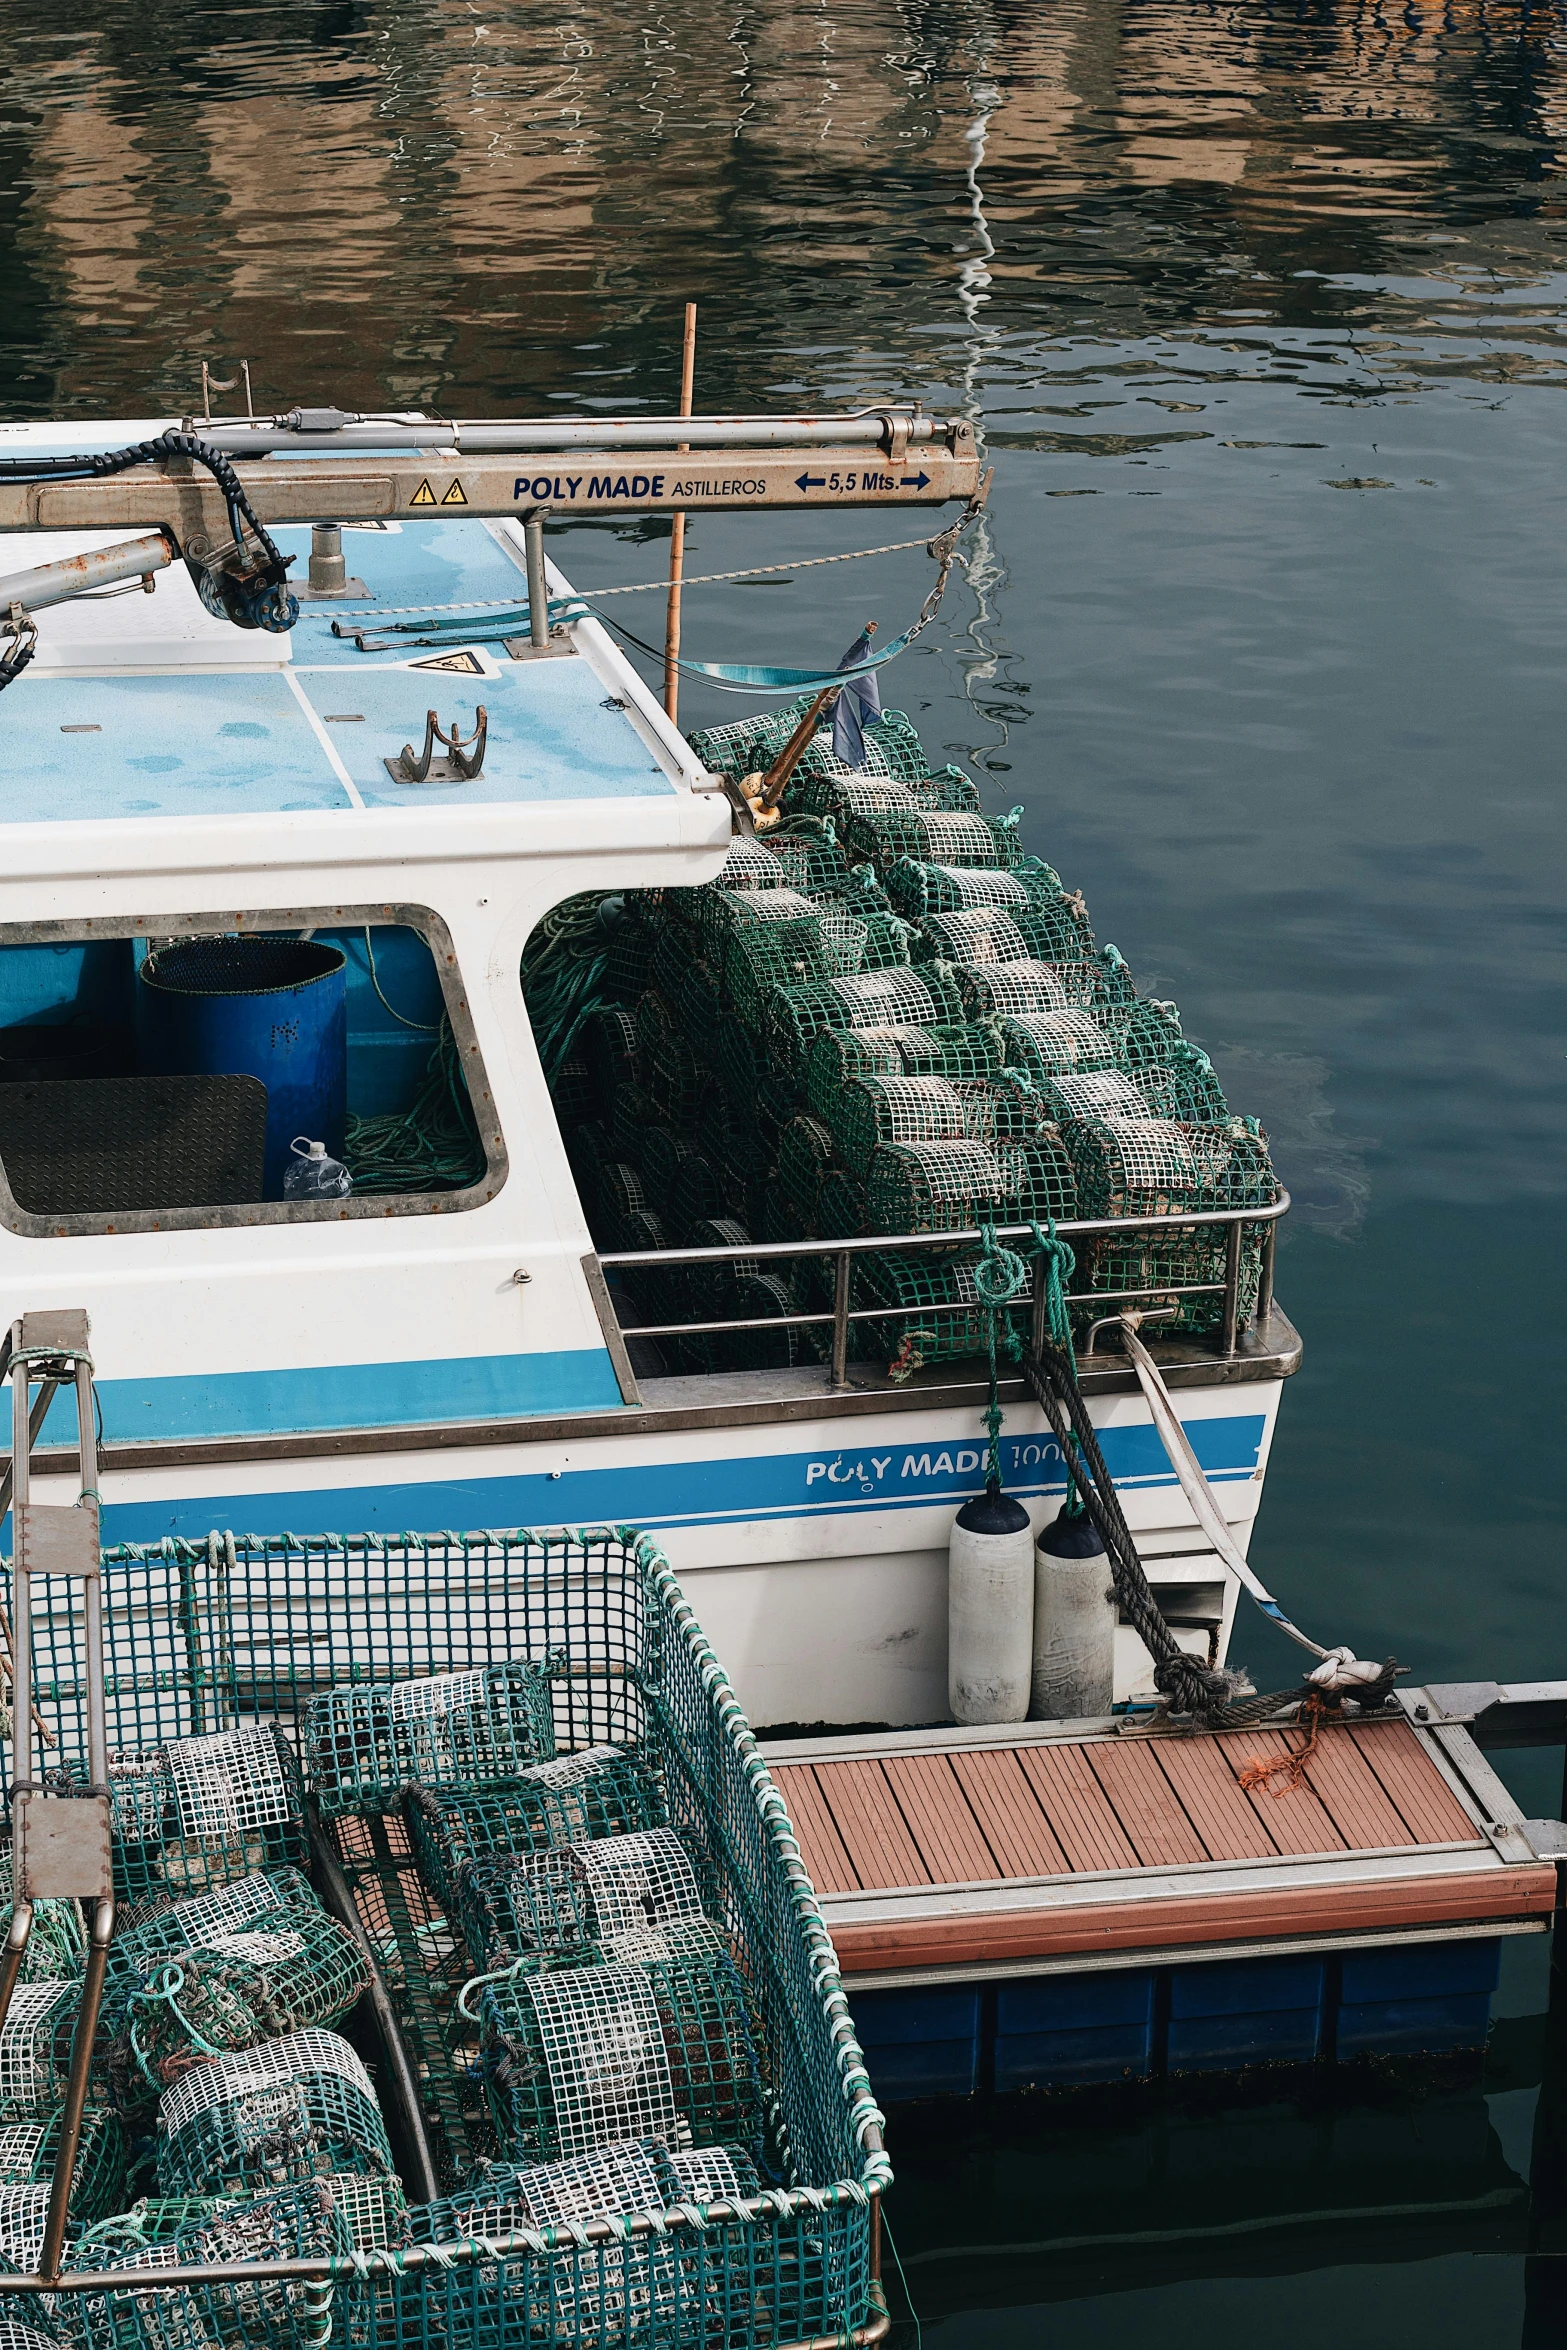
[136,937,348,1199]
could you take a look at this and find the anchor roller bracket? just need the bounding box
[385,705,488,785]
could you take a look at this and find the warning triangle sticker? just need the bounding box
[440,479,468,505]
[409,478,438,507]
[412,649,485,674]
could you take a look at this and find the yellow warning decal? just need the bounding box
[412,650,485,675]
[440,479,468,506]
[409,478,438,507]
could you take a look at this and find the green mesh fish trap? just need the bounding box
[882,856,1063,917]
[915,898,1094,968]
[816,1169,867,1240]
[0,2109,125,2226]
[952,958,1103,1021]
[304,1659,558,1821]
[480,1924,763,2168]
[794,767,981,823]
[633,997,707,1132]
[107,1728,307,1906]
[825,1075,967,1178]
[841,806,1024,871]
[79,2180,353,2350]
[774,1116,835,1234]
[406,1747,668,1916]
[18,1529,884,2350]
[858,1250,1005,1376]
[1067,1113,1278,1221]
[996,1008,1117,1081]
[108,1871,369,2088]
[862,1139,1009,1236]
[457,1828,711,1973]
[763,965,965,1083]
[156,2027,393,2197]
[0,1982,89,2120]
[407,2138,766,2347]
[0,1860,85,1985]
[762,829,852,898]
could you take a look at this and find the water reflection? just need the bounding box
[4,3,1567,2343]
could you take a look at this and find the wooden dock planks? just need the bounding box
[768,1712,1559,1975]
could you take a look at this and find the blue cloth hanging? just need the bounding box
[831,627,883,768]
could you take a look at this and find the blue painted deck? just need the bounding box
[1,517,675,820]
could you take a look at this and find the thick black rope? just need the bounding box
[1022,1340,1234,1719]
[0,430,288,572]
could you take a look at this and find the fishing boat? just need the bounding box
[0,401,1296,1732]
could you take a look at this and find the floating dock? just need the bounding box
[768,1688,1565,2094]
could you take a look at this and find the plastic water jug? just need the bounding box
[285,1136,353,1200]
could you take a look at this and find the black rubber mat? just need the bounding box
[0,1072,268,1213]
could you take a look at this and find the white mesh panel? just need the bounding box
[0,2323,67,2350]
[927,866,1028,910]
[520,1743,622,1790]
[1095,1115,1199,1192]
[666,2146,759,2204]
[1051,1071,1148,1121]
[525,1964,679,2158]
[0,2186,50,2270]
[828,969,941,1022]
[165,1729,294,1837]
[159,2028,373,2134]
[910,814,998,863]
[965,961,1068,1014]
[145,1874,290,1947]
[930,908,1028,963]
[323,2173,401,2250]
[203,1928,306,1964]
[857,1077,965,1148]
[0,1984,69,2111]
[722,888,818,928]
[1005,1008,1113,1069]
[815,906,868,976]
[577,1831,703,1941]
[0,2124,47,2180]
[885,1139,1009,1203]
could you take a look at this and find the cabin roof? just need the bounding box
[0,498,704,831]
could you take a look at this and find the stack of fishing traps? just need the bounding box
[0,1529,868,2350]
[545,696,1280,1376]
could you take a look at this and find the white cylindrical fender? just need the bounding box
[1030,1507,1116,1720]
[948,1490,1034,1726]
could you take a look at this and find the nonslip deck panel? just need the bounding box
[772,1717,1545,1971]
[772,1718,1482,1899]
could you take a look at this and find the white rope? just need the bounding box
[318,536,935,621]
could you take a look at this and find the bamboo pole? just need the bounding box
[663,303,698,723]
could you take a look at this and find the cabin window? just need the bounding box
[0,905,503,1236]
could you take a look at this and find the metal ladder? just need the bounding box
[0,1308,114,2282]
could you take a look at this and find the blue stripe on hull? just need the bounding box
[40,1347,627,1444]
[85,1414,1266,1547]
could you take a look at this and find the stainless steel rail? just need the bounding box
[600,1193,1291,1390]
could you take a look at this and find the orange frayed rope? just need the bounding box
[1238,1690,1330,1796]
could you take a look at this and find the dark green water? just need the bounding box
[2,0,1566,2333]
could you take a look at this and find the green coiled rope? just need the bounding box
[344,1019,485,1193]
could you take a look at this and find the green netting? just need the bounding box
[716,912,834,1023]
[687,696,930,790]
[634,996,708,1130]
[595,1161,655,1250]
[1080,1225,1264,1338]
[774,1116,835,1232]
[580,1006,641,1100]
[303,1659,558,1821]
[156,2027,394,2197]
[882,855,1062,916]
[857,1249,1013,1376]
[406,1748,669,1917]
[480,1922,763,2168]
[603,908,656,1008]
[762,964,965,1082]
[455,1827,713,1972]
[609,1082,659,1165]
[840,805,1024,870]
[816,1169,867,1240]
[0,2108,125,2226]
[406,2139,772,2350]
[996,1007,1118,1080]
[0,1856,85,1984]
[648,921,705,1010]
[761,826,852,896]
[107,1872,369,2089]
[107,1728,308,1906]
[1102,999,1229,1122]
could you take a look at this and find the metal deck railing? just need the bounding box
[601,1193,1291,1386]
